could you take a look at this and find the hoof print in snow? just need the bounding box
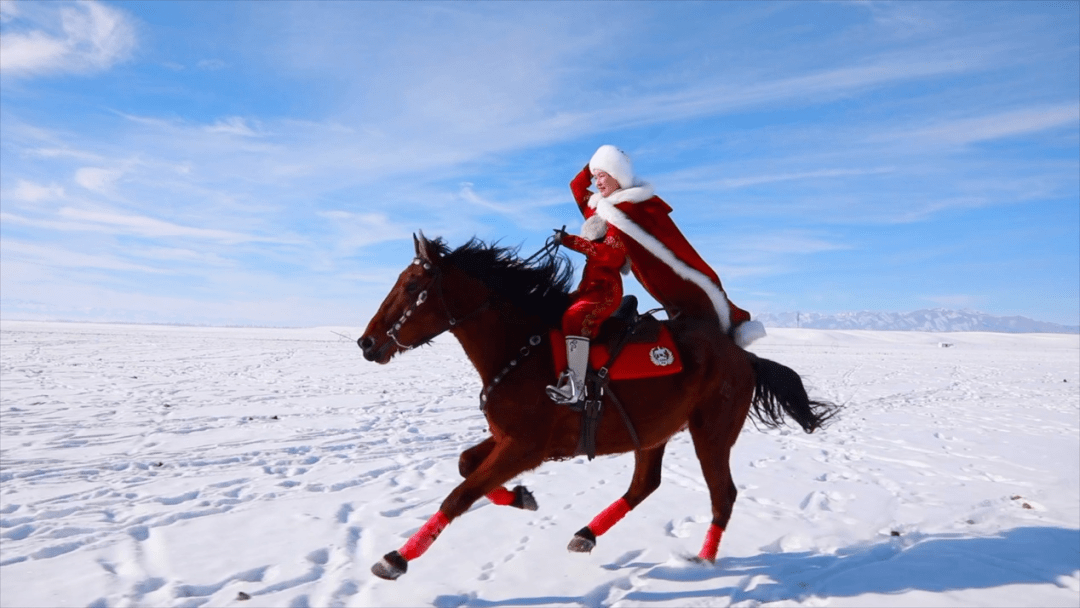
[1022,503,1033,509]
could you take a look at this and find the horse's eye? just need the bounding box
[405,280,420,294]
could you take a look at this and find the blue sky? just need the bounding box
[1,0,1077,328]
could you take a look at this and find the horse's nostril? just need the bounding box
[358,336,375,351]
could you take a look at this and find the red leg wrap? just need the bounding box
[399,511,450,561]
[697,524,724,562]
[486,486,515,506]
[588,498,631,536]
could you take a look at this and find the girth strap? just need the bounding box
[569,318,643,460]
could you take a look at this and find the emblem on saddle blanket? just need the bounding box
[550,327,683,381]
[649,346,675,367]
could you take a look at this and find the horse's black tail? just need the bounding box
[747,353,837,433]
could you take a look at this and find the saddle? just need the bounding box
[551,296,683,461]
[550,296,683,381]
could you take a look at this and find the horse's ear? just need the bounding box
[415,230,432,263]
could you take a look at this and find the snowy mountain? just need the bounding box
[756,308,1079,334]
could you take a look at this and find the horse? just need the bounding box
[358,233,836,580]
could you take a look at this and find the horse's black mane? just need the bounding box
[428,237,573,327]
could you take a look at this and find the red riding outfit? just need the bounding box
[546,216,628,404]
[570,156,765,347]
[560,229,628,338]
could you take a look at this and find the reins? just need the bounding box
[521,227,564,266]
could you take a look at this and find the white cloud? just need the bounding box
[4,179,66,202]
[1,208,298,244]
[1,238,169,274]
[0,0,136,76]
[712,263,787,281]
[74,166,123,193]
[741,232,852,255]
[666,167,897,191]
[197,58,226,70]
[892,104,1080,146]
[856,1,948,38]
[27,146,103,161]
[205,117,260,137]
[125,244,234,267]
[559,50,992,141]
[59,207,295,243]
[457,183,513,214]
[0,1,21,23]
[317,210,410,251]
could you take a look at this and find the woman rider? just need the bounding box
[546,216,629,404]
[570,145,766,348]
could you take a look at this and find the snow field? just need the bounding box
[1,320,1077,607]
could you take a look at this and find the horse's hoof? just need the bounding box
[512,485,538,511]
[686,555,715,566]
[371,551,408,580]
[567,526,596,553]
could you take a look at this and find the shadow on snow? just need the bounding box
[432,526,1080,607]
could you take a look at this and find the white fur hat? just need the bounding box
[580,214,608,241]
[589,145,635,190]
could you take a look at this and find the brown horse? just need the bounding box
[358,233,836,580]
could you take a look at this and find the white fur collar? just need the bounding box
[587,182,655,209]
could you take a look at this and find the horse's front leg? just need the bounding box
[372,438,545,580]
[568,443,667,554]
[459,436,538,511]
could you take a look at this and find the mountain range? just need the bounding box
[755,308,1079,334]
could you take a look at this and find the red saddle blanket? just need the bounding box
[550,326,683,381]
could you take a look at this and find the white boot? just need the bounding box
[546,336,590,404]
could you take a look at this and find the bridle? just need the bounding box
[385,236,560,411]
[385,257,491,351]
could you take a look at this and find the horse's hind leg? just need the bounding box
[568,443,667,553]
[459,436,537,511]
[687,400,746,563]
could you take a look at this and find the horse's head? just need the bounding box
[358,232,478,364]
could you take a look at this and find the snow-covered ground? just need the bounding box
[1,320,1077,608]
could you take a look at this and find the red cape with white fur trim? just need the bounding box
[570,165,752,334]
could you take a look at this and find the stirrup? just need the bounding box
[546,372,584,404]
